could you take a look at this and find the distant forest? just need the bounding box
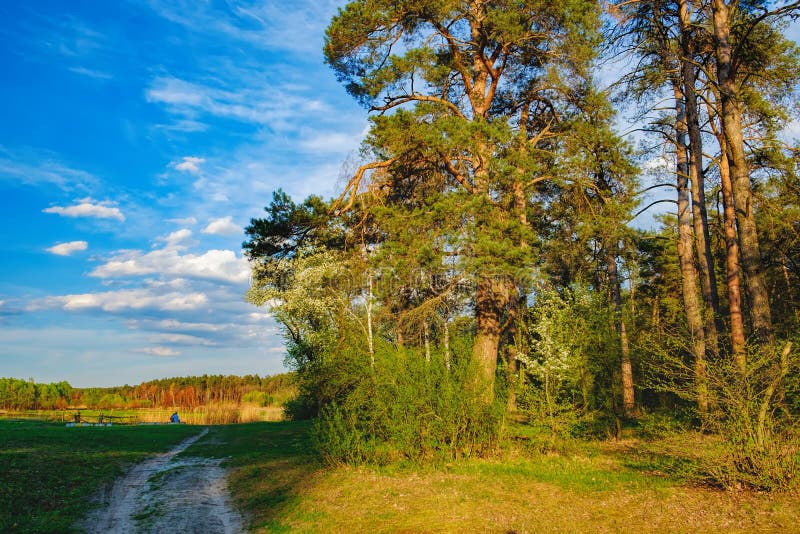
[0,374,296,411]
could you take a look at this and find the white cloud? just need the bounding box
[641,153,672,173]
[91,247,250,284]
[149,332,216,346]
[146,75,331,129]
[155,119,208,133]
[158,228,193,248]
[68,66,113,80]
[143,277,190,290]
[202,216,242,236]
[0,147,98,192]
[177,145,357,217]
[155,319,223,332]
[167,216,197,226]
[43,198,125,221]
[299,130,363,154]
[781,118,800,142]
[46,240,88,256]
[122,316,277,350]
[33,289,208,313]
[173,156,205,175]
[139,346,181,357]
[145,0,341,54]
[45,16,108,58]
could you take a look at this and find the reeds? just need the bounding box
[134,403,285,425]
[2,403,288,425]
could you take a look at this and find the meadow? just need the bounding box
[0,420,198,532]
[190,423,800,533]
[5,418,797,533]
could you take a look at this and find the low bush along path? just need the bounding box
[81,427,243,533]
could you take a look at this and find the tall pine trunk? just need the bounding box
[606,251,635,418]
[443,315,451,371]
[674,83,709,413]
[679,0,721,356]
[367,272,375,367]
[473,278,505,400]
[717,134,748,371]
[710,0,773,342]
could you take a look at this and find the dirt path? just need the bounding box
[81,428,244,533]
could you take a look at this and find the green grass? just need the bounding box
[0,420,199,533]
[450,454,675,493]
[4,419,800,533]
[184,422,800,532]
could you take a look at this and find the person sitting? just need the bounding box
[170,411,180,423]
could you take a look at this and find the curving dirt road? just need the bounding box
[80,428,243,533]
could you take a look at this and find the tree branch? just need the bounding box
[431,20,474,96]
[632,198,677,219]
[333,158,398,214]
[441,155,476,194]
[371,94,466,119]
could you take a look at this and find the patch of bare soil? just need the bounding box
[80,428,243,533]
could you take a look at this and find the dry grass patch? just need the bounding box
[135,404,285,424]
[274,464,800,533]
[189,422,800,533]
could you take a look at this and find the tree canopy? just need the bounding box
[243,0,800,488]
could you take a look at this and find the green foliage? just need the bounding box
[515,286,619,439]
[696,344,800,491]
[0,378,46,410]
[243,189,342,261]
[236,0,800,494]
[242,391,274,407]
[325,0,601,107]
[636,412,692,441]
[96,393,125,409]
[642,333,800,490]
[312,346,503,465]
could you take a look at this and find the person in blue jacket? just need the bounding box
[170,411,180,423]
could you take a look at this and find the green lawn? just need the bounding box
[0,420,199,533]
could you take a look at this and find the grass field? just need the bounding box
[0,420,199,533]
[3,419,800,533]
[188,423,800,533]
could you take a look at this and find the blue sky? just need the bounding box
[0,0,366,386]
[0,2,797,388]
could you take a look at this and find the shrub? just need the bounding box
[643,334,800,491]
[96,393,125,410]
[636,411,691,441]
[242,391,274,406]
[311,347,504,465]
[512,287,621,443]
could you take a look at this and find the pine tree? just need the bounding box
[324,0,602,398]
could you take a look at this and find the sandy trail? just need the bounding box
[81,428,243,533]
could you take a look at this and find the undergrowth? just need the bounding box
[311,348,504,465]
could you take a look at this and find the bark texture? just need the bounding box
[674,83,709,413]
[606,251,635,417]
[710,0,773,342]
[679,0,721,356]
